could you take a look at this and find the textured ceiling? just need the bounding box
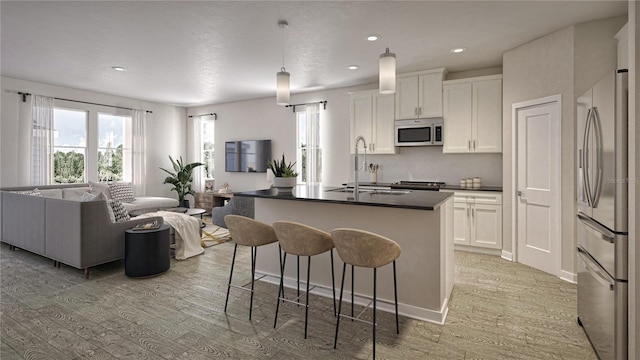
[0,1,627,107]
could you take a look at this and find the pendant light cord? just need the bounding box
[280,20,288,72]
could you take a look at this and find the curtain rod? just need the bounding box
[17,92,153,114]
[188,113,218,120]
[285,100,327,113]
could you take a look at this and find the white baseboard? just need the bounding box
[454,244,502,257]
[559,270,577,283]
[255,272,449,325]
[501,250,513,261]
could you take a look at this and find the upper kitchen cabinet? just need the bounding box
[350,89,397,154]
[443,74,503,153]
[395,68,446,120]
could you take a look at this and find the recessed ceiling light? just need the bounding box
[348,65,360,70]
[450,48,466,53]
[367,35,379,41]
[112,66,125,71]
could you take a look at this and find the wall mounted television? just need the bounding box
[225,140,272,173]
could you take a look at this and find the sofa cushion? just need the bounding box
[109,182,135,203]
[13,188,42,196]
[39,188,63,199]
[89,180,111,199]
[62,187,91,200]
[108,199,130,223]
[124,197,180,213]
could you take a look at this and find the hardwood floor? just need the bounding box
[1,241,596,359]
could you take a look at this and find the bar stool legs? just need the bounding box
[249,246,256,320]
[333,260,400,359]
[273,249,337,339]
[224,243,238,313]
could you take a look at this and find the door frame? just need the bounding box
[511,94,563,278]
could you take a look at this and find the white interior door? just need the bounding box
[516,98,560,275]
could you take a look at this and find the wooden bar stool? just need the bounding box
[272,221,336,339]
[224,215,279,320]
[331,228,401,359]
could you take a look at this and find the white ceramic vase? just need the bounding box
[273,177,297,189]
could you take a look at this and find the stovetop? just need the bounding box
[390,181,446,190]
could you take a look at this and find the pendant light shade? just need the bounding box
[276,68,290,105]
[276,20,290,105]
[379,47,396,94]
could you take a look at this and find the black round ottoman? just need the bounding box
[125,224,170,277]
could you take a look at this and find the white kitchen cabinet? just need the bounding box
[443,75,502,153]
[395,68,446,120]
[350,89,397,154]
[451,191,502,251]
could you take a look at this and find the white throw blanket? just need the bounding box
[137,211,204,260]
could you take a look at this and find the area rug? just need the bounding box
[200,217,232,248]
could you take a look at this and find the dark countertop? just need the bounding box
[342,182,503,192]
[234,185,453,211]
[441,185,503,192]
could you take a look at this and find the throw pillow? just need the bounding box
[89,180,111,199]
[108,199,130,223]
[81,191,95,202]
[109,182,135,203]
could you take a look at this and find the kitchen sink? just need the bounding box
[327,188,373,193]
[326,188,411,195]
[370,189,411,195]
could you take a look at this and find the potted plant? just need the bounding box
[159,156,204,208]
[268,153,298,189]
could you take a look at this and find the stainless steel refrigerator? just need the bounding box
[576,69,628,360]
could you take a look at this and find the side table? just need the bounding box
[125,224,170,277]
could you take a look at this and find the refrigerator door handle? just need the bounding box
[578,247,614,291]
[591,106,604,208]
[582,108,594,207]
[578,213,615,243]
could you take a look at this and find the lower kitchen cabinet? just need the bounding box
[451,191,502,252]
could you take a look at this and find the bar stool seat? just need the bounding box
[224,215,279,320]
[331,228,401,359]
[272,221,336,339]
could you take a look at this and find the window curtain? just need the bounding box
[132,109,146,196]
[31,95,54,185]
[191,115,203,193]
[305,103,321,184]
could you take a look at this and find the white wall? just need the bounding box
[0,76,186,197]
[502,16,625,274]
[187,81,503,191]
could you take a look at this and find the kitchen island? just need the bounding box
[234,185,454,324]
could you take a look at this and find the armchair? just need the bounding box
[212,196,255,228]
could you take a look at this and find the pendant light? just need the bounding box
[379,47,396,94]
[276,20,290,105]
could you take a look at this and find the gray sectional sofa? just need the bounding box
[0,184,175,278]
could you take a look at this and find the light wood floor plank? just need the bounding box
[1,238,596,360]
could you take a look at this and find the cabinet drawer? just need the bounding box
[452,191,502,205]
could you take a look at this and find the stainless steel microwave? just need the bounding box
[394,118,443,146]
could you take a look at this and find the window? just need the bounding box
[53,108,87,184]
[50,104,133,184]
[296,109,322,184]
[201,118,215,179]
[98,113,132,181]
[296,111,307,183]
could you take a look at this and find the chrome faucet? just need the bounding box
[354,135,367,198]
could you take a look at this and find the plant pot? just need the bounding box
[179,199,190,208]
[273,177,297,189]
